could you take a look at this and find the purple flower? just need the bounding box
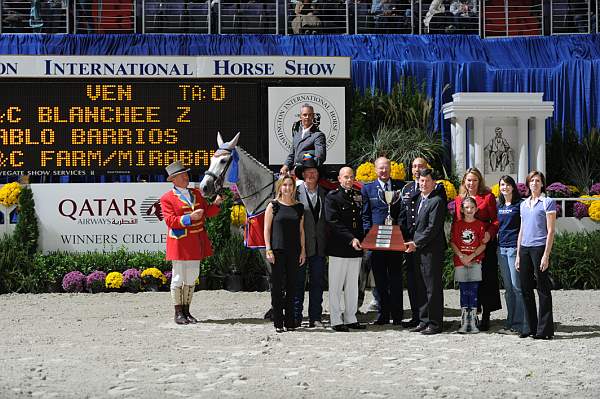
[574,202,589,219]
[546,182,572,198]
[517,183,529,198]
[590,183,600,195]
[62,271,86,293]
[122,268,141,283]
[447,200,456,216]
[122,268,142,291]
[555,203,562,217]
[86,270,107,292]
[164,270,172,284]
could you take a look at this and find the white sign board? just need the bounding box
[0,55,351,79]
[32,183,172,253]
[267,86,346,165]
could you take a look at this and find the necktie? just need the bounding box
[418,196,427,215]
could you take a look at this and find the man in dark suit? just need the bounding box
[325,167,367,332]
[294,156,327,328]
[399,157,447,327]
[279,103,327,176]
[404,168,447,335]
[361,157,406,325]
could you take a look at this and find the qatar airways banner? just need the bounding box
[31,183,173,253]
[0,55,351,79]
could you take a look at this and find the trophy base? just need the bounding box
[361,224,406,251]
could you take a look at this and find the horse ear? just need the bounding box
[229,132,241,148]
[217,131,224,147]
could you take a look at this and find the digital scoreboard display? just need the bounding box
[0,80,260,177]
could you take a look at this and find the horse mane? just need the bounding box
[235,146,274,176]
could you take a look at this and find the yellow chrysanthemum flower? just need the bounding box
[589,200,600,222]
[390,161,406,181]
[230,204,247,226]
[141,267,167,285]
[490,183,500,198]
[567,185,580,195]
[356,162,376,183]
[105,272,123,289]
[437,179,458,201]
[0,182,22,206]
[578,195,600,207]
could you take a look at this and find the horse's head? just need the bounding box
[199,132,241,197]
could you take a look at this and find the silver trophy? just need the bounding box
[382,190,402,226]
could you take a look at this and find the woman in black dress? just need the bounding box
[264,176,306,333]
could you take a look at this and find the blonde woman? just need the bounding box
[264,176,306,333]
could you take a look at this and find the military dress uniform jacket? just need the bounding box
[284,124,327,170]
[399,180,447,239]
[324,187,364,258]
[160,188,220,261]
[361,179,406,234]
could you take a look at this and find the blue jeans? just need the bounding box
[294,255,326,322]
[498,246,529,334]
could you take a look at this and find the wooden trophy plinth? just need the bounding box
[361,224,406,252]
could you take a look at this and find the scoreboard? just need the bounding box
[0,80,261,176]
[0,55,351,178]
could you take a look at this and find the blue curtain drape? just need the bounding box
[1,33,599,182]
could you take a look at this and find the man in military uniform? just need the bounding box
[399,157,447,327]
[324,166,367,332]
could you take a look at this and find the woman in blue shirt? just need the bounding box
[516,170,556,339]
[496,175,528,336]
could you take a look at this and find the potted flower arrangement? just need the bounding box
[62,271,86,293]
[105,271,123,291]
[162,270,172,291]
[141,267,166,291]
[86,270,106,293]
[122,268,142,293]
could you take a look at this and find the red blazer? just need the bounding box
[160,187,220,261]
[454,192,499,239]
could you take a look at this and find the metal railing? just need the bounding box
[554,197,600,218]
[0,0,596,36]
[483,0,543,37]
[551,0,591,35]
[1,0,69,33]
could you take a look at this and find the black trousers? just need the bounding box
[519,245,554,337]
[271,249,299,329]
[404,251,420,321]
[372,251,404,322]
[415,248,444,330]
[478,239,502,313]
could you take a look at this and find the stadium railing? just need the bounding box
[0,0,596,36]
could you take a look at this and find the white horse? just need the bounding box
[199,132,276,217]
[200,133,276,318]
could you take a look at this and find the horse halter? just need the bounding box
[204,147,233,194]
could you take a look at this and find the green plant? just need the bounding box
[206,189,234,252]
[13,186,38,256]
[548,231,600,289]
[547,127,600,189]
[347,78,447,171]
[0,234,37,294]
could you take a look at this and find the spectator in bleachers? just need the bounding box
[449,0,477,33]
[423,0,446,32]
[292,0,322,33]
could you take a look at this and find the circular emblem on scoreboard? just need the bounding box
[140,196,163,223]
[273,92,341,153]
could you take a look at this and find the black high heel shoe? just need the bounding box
[532,334,553,340]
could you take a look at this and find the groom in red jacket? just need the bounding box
[160,161,223,325]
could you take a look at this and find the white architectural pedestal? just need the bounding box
[442,93,554,184]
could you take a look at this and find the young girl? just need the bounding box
[450,196,488,333]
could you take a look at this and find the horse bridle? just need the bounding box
[204,147,234,195]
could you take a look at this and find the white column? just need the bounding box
[473,117,485,172]
[517,116,529,184]
[454,117,467,173]
[535,117,546,175]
